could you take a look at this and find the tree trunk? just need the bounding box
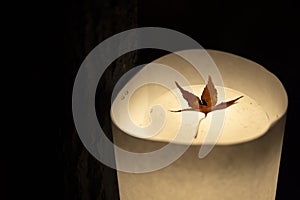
[63,0,137,199]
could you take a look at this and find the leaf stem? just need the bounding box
[195,115,206,138]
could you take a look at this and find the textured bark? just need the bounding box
[63,0,137,200]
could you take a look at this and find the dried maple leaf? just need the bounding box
[170,76,243,138]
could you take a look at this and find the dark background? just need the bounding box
[25,0,299,199]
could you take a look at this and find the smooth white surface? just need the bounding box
[111,49,287,145]
[112,50,288,200]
